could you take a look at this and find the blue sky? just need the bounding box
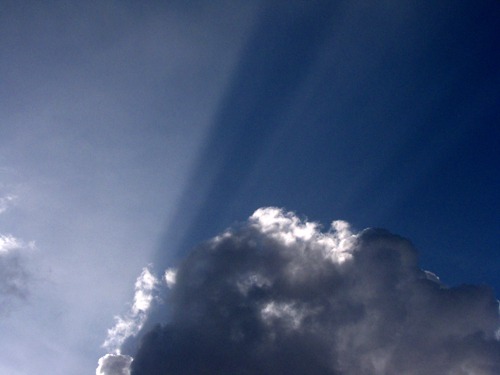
[156,0,499,292]
[0,1,498,374]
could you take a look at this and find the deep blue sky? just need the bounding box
[156,1,499,295]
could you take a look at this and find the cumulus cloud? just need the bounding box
[130,207,500,375]
[96,354,133,375]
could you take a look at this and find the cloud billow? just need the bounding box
[131,208,500,374]
[96,354,133,375]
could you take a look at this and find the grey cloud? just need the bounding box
[0,234,33,312]
[132,208,500,374]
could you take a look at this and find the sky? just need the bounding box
[0,1,498,374]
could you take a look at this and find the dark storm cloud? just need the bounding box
[132,208,500,374]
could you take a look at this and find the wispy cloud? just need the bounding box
[0,194,16,215]
[0,234,34,254]
[97,267,159,374]
[130,207,500,374]
[102,267,159,354]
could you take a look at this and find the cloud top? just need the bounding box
[131,207,499,374]
[96,354,133,375]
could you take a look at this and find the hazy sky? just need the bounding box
[0,1,498,374]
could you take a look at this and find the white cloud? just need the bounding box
[130,207,500,375]
[96,354,132,375]
[0,234,35,254]
[250,207,354,264]
[131,267,157,315]
[164,268,177,289]
[102,267,158,354]
[250,207,320,245]
[0,234,22,253]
